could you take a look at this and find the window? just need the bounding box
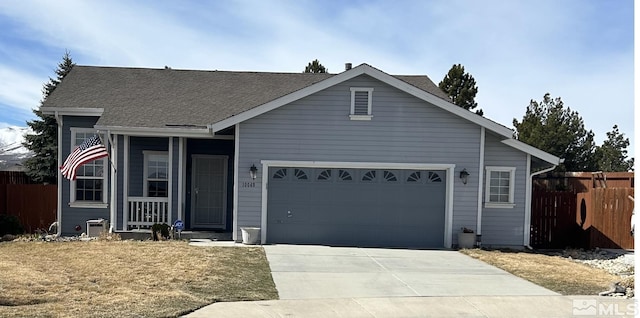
[338,169,353,181]
[69,128,108,208]
[273,168,288,179]
[317,169,332,181]
[484,166,516,208]
[383,170,397,182]
[362,170,376,181]
[294,168,308,180]
[144,151,168,197]
[349,87,373,120]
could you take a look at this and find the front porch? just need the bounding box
[111,134,235,236]
[118,195,229,241]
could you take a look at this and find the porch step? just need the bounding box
[116,230,233,241]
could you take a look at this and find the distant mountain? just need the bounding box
[0,126,33,170]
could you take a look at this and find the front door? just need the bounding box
[191,155,227,229]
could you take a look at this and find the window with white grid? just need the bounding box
[484,166,516,208]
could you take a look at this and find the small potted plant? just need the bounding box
[458,227,476,249]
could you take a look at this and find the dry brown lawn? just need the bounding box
[0,240,278,318]
[460,249,622,295]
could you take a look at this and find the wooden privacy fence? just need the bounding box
[530,191,582,248]
[0,184,57,233]
[531,188,634,249]
[588,188,634,249]
[0,171,35,185]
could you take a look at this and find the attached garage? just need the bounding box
[266,166,448,248]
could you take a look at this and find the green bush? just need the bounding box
[0,214,24,236]
[151,223,170,241]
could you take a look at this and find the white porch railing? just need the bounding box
[127,197,169,229]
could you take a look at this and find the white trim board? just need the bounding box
[178,137,185,223]
[259,160,456,248]
[93,125,225,138]
[109,133,118,232]
[501,138,562,165]
[122,136,130,231]
[232,124,240,241]
[41,107,104,116]
[476,127,485,236]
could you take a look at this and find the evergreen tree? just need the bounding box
[304,59,327,73]
[23,51,75,184]
[439,64,483,115]
[513,93,597,172]
[594,125,634,171]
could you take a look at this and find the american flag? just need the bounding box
[60,135,108,180]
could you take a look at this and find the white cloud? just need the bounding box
[0,0,633,155]
[0,66,43,111]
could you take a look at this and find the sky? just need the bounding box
[0,0,634,156]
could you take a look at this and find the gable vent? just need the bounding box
[353,91,369,115]
[349,87,374,120]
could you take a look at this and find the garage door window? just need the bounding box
[407,171,421,182]
[273,168,287,180]
[427,172,442,182]
[294,168,308,180]
[317,169,332,181]
[362,170,376,182]
[383,171,398,182]
[338,169,353,181]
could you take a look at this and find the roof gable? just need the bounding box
[209,64,514,139]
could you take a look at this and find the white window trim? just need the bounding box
[484,166,516,209]
[349,87,373,120]
[69,127,108,208]
[143,151,169,197]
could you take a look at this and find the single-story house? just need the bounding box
[41,63,561,248]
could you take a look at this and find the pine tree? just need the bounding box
[513,93,597,172]
[304,59,327,73]
[439,64,483,115]
[594,125,634,171]
[23,51,75,184]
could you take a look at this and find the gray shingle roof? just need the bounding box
[42,65,450,128]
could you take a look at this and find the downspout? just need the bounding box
[524,159,560,249]
[55,112,63,237]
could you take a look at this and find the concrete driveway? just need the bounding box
[264,245,558,299]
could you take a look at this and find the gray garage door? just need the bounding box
[267,167,446,248]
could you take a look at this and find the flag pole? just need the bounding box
[96,131,117,174]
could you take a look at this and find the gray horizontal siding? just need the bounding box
[481,133,528,246]
[128,137,169,197]
[237,74,483,243]
[60,116,109,235]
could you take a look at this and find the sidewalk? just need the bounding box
[183,295,637,317]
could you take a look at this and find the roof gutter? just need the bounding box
[41,107,104,117]
[93,125,217,138]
